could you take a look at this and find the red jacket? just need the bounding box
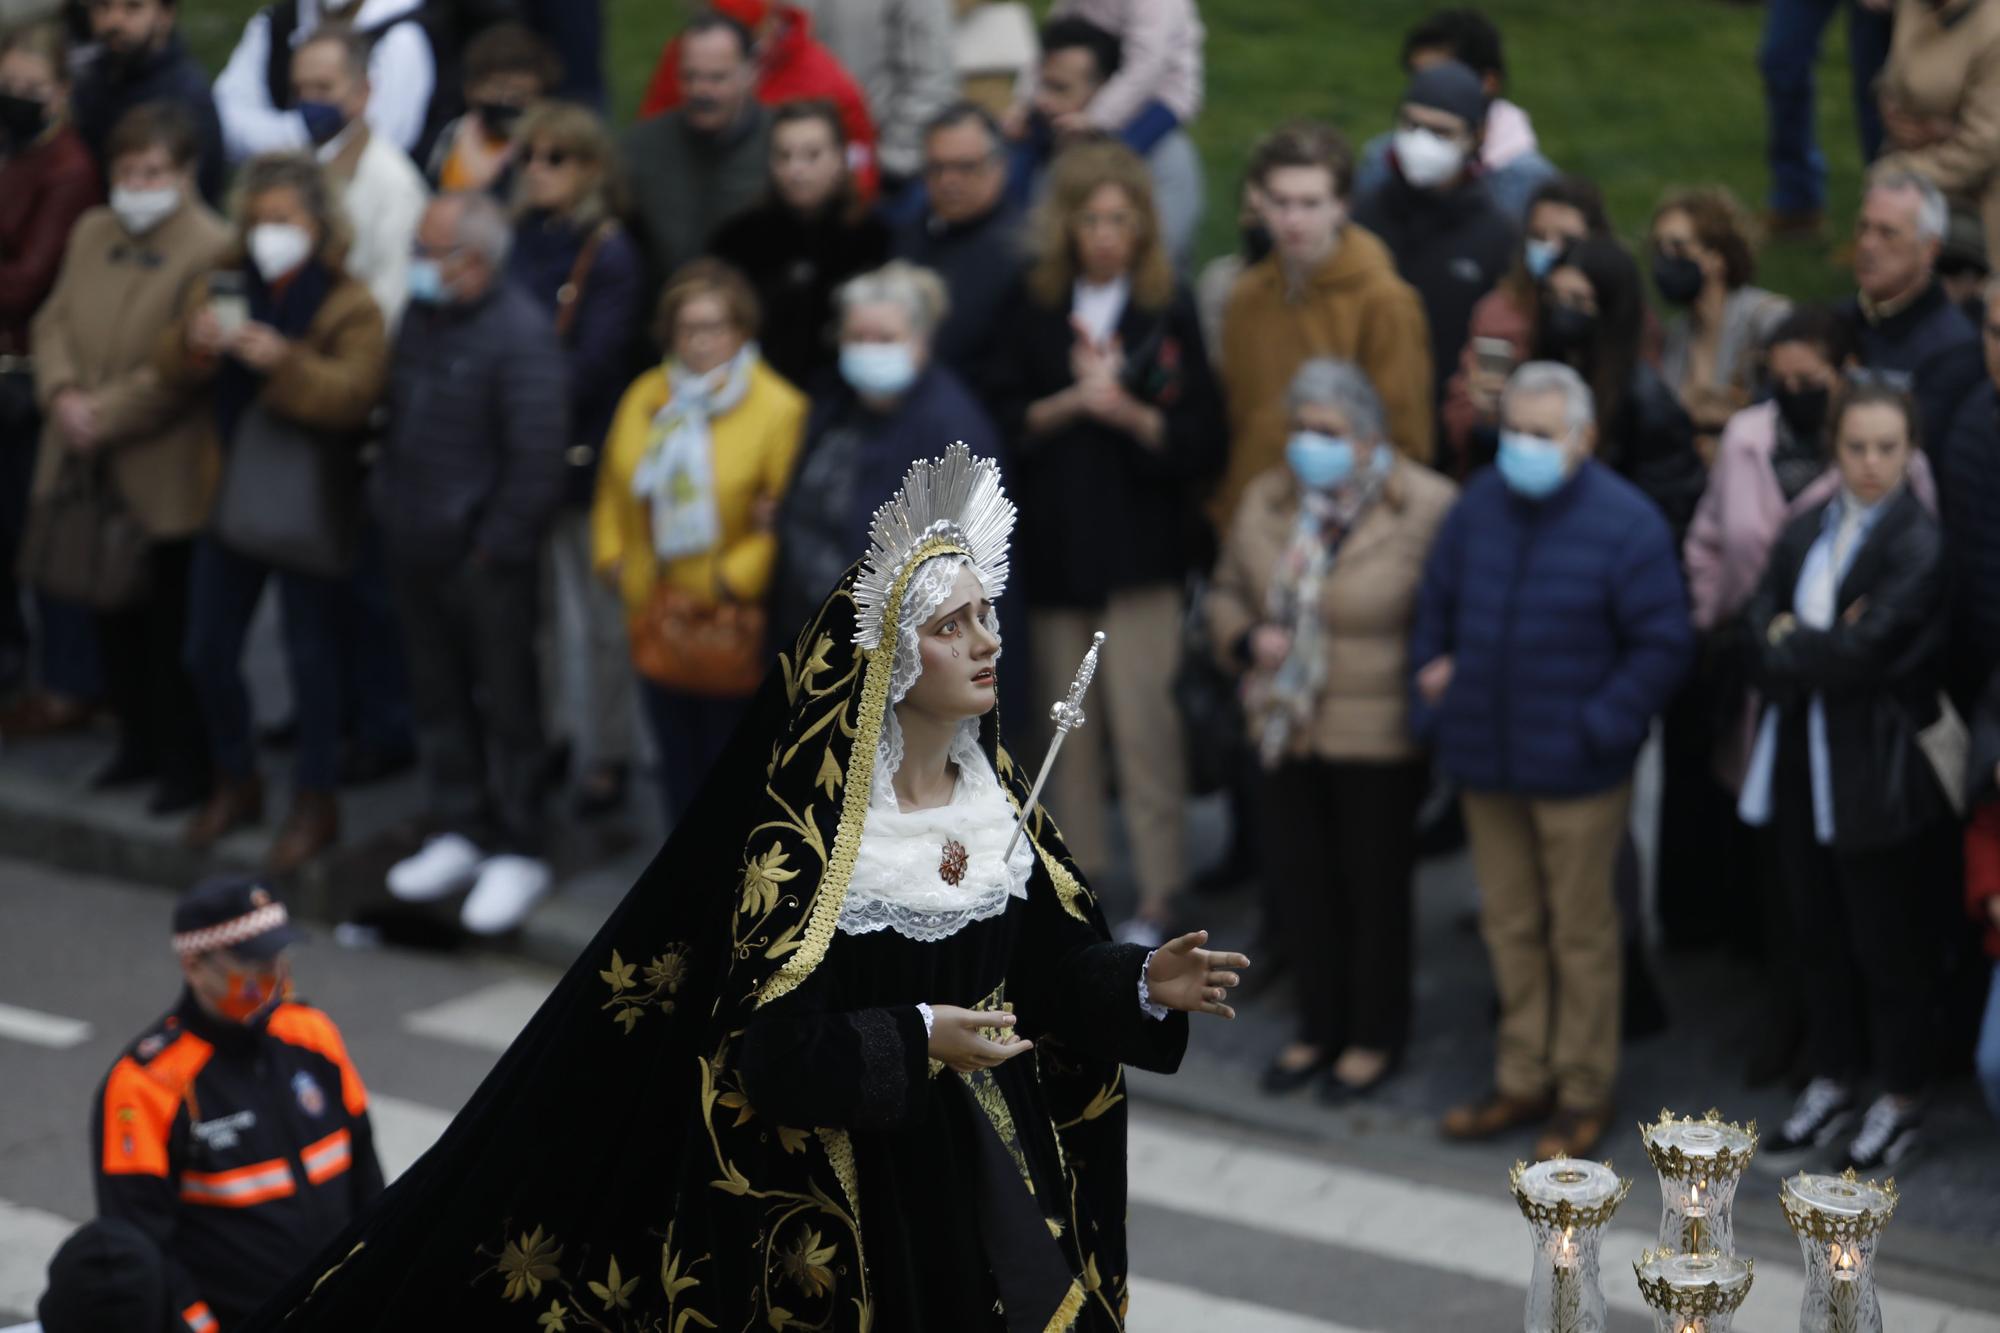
[1969,802,2000,960]
[0,124,101,355]
[638,6,879,198]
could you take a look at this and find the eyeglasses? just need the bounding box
[524,146,573,168]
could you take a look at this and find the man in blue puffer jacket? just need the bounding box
[1409,360,1692,1161]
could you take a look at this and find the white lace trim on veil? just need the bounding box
[839,555,1030,943]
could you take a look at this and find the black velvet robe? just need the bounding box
[740,883,1186,1331]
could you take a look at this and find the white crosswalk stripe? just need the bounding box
[0,1002,91,1049]
[401,980,552,1053]
[0,1198,77,1318]
[1126,1120,2000,1333]
[1127,1278,1371,1332]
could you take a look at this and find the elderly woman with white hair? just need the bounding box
[1205,357,1457,1104]
[770,260,1002,641]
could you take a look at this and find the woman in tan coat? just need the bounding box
[30,104,232,814]
[1206,356,1456,1103]
[157,152,388,871]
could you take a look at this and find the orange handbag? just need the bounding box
[628,578,768,698]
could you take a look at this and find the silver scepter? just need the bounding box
[1004,631,1105,860]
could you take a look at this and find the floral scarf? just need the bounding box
[632,342,758,561]
[1255,464,1389,767]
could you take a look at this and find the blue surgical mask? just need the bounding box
[1286,430,1359,490]
[1496,430,1571,499]
[1524,237,1562,280]
[839,342,918,398]
[297,100,347,147]
[407,257,446,306]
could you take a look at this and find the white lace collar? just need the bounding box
[838,728,1034,943]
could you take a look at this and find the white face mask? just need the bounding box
[109,183,181,235]
[1394,125,1468,189]
[247,222,314,282]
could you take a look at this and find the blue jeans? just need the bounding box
[1978,961,2000,1119]
[1120,100,1179,157]
[183,538,344,790]
[1757,0,1891,214]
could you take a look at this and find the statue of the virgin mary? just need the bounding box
[246,444,1248,1332]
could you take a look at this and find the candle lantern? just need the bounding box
[1640,1108,1758,1257]
[1779,1169,1898,1333]
[1633,1249,1755,1333]
[1510,1157,1632,1333]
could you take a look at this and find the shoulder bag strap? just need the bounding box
[553,220,618,341]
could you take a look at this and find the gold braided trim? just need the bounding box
[816,1128,864,1216]
[756,537,969,1007]
[1043,1277,1086,1333]
[993,757,1091,924]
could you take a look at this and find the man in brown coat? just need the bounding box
[30,103,232,812]
[1213,119,1433,528]
[1876,0,2000,267]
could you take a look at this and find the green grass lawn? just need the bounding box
[178,0,1869,302]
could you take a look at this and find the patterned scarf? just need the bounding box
[1256,466,1389,767]
[632,342,758,561]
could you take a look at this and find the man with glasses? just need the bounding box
[624,11,771,288]
[889,100,1025,378]
[1847,167,1983,458]
[93,877,383,1332]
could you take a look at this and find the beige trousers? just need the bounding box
[1028,587,1188,911]
[1460,783,1632,1110]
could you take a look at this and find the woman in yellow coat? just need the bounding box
[593,257,806,822]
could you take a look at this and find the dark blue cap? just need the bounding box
[171,875,302,960]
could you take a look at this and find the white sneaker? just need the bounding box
[386,833,486,902]
[1112,916,1167,950]
[459,855,552,936]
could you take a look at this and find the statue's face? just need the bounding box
[901,565,1000,723]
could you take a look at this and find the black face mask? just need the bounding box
[1240,221,1274,266]
[475,101,524,138]
[1651,251,1704,306]
[1773,383,1830,443]
[0,93,48,147]
[1538,303,1597,357]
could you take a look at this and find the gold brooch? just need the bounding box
[939,839,969,886]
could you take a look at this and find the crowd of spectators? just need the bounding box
[2,0,2000,1233]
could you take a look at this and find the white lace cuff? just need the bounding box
[916,1002,934,1037]
[1137,950,1169,1021]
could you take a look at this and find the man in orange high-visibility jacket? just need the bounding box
[92,877,383,1331]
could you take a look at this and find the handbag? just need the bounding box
[1172,575,1245,797]
[211,399,360,578]
[1916,691,1970,816]
[18,453,151,610]
[629,576,768,698]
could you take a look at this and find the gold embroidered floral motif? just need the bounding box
[497,1226,563,1302]
[778,1226,837,1299]
[601,944,692,1035]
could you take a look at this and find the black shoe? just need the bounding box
[1316,1054,1400,1106]
[91,749,157,791]
[340,740,417,786]
[572,761,629,819]
[260,715,298,749]
[1763,1078,1857,1164]
[1259,1051,1330,1095]
[148,780,208,817]
[1836,1095,1923,1173]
